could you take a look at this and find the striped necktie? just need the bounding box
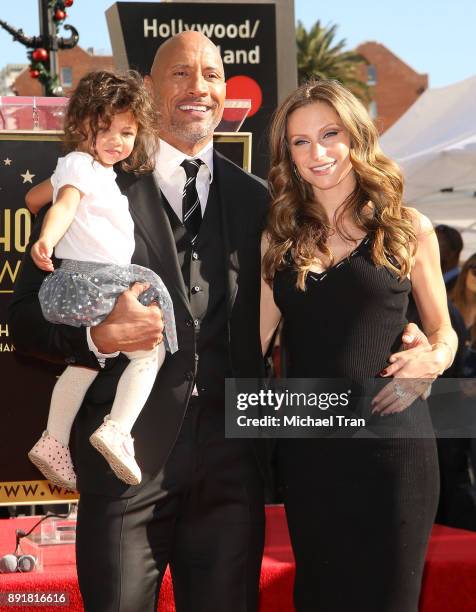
[181,158,204,244]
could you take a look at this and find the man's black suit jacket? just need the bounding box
[8,151,270,497]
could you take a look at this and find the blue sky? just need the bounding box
[0,0,475,88]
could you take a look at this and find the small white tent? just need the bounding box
[380,75,476,258]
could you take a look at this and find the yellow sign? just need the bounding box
[0,480,78,505]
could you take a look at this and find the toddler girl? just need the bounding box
[26,70,177,490]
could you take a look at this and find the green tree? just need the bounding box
[296,20,370,103]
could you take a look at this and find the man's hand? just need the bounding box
[379,322,431,378]
[90,282,164,354]
[401,322,431,351]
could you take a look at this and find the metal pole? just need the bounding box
[48,6,59,91]
[37,0,59,96]
[37,0,49,95]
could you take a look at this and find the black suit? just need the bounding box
[9,151,270,611]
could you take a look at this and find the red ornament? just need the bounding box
[29,69,40,79]
[32,48,49,63]
[64,0,74,6]
[54,9,66,21]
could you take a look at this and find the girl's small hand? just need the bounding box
[31,239,54,272]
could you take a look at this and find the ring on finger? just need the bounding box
[394,382,410,401]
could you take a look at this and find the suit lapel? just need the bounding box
[214,152,240,317]
[119,171,191,317]
[117,154,244,322]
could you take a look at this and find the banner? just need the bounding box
[0,133,78,504]
[0,131,250,504]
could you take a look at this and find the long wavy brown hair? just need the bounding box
[262,79,417,289]
[451,253,476,345]
[63,70,158,174]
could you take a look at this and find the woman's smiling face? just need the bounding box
[287,101,355,199]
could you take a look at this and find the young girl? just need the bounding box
[26,70,178,490]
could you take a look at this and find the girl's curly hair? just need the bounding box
[63,70,158,174]
[263,79,417,290]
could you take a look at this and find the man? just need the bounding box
[9,32,428,611]
[435,224,463,292]
[11,32,267,612]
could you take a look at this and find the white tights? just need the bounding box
[46,344,166,445]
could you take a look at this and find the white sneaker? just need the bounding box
[89,416,141,485]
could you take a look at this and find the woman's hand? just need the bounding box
[371,343,449,415]
[371,344,439,416]
[31,239,54,272]
[371,210,458,416]
[371,378,432,416]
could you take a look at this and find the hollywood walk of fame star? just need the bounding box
[21,170,35,184]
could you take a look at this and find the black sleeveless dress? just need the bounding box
[273,236,439,612]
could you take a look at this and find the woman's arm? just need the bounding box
[25,179,54,214]
[260,234,282,355]
[408,210,458,373]
[372,210,458,414]
[31,185,82,271]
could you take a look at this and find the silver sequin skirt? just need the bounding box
[39,259,178,353]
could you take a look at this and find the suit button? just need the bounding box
[191,285,201,294]
[185,318,193,327]
[185,371,194,381]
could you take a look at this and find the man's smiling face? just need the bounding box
[148,32,226,154]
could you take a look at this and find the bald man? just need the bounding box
[10,32,269,611]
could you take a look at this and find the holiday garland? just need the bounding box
[28,0,75,95]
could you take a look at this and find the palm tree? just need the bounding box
[296,20,370,103]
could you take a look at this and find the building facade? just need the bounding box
[0,64,28,96]
[357,41,428,133]
[12,46,114,97]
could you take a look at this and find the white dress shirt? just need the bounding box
[154,138,214,220]
[87,138,214,363]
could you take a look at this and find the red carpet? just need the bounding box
[1,506,476,611]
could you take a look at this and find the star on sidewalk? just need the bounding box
[3,158,12,166]
[21,170,35,184]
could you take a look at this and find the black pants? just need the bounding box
[76,399,265,612]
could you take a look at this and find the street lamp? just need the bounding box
[0,0,79,96]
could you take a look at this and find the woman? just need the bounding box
[451,254,476,486]
[260,80,458,611]
[452,253,476,374]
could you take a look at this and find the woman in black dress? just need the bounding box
[260,80,458,612]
